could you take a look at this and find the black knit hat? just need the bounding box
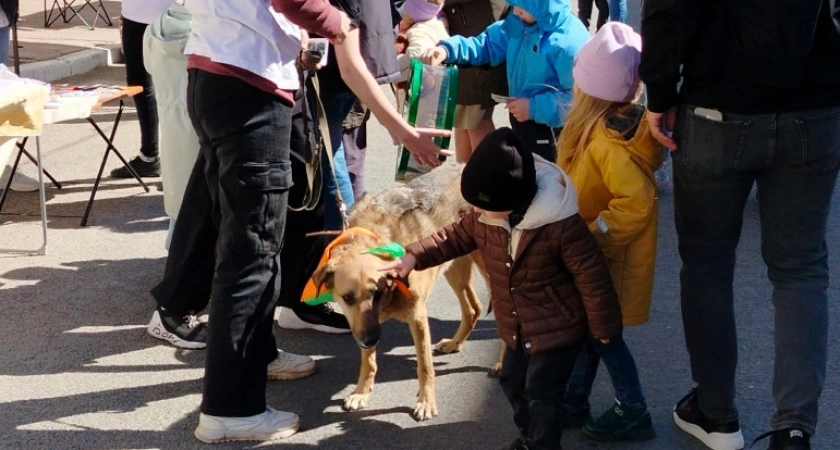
[461,127,537,212]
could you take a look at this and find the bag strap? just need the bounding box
[288,57,323,212]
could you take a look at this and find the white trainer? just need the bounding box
[194,407,299,443]
[267,350,316,380]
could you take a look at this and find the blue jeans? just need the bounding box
[609,0,627,22]
[565,334,647,410]
[321,89,357,230]
[672,104,840,435]
[0,26,10,66]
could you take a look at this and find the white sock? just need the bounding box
[139,154,158,163]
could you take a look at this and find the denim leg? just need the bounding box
[565,339,600,410]
[321,90,356,230]
[609,0,627,22]
[592,334,647,409]
[187,70,292,417]
[758,108,840,435]
[672,104,757,423]
[0,26,10,66]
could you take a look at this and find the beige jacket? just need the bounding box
[398,19,449,81]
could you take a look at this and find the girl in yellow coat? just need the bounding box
[557,23,663,442]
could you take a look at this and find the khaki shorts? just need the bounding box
[454,104,495,130]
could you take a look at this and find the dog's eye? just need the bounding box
[342,293,356,306]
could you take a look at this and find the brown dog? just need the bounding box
[310,163,492,421]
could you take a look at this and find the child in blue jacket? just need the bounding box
[423,0,589,160]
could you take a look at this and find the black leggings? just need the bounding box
[121,17,159,158]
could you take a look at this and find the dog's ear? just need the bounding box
[312,261,336,295]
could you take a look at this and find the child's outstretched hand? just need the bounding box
[507,98,531,122]
[379,254,417,278]
[422,47,448,66]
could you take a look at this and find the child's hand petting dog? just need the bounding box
[379,254,417,278]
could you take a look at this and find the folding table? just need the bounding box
[43,0,113,30]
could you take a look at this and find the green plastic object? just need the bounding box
[304,290,335,306]
[395,59,459,181]
[363,242,406,259]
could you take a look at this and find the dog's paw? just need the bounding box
[412,399,438,421]
[487,361,502,378]
[343,393,371,412]
[434,338,463,354]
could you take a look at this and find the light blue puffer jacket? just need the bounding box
[438,0,589,127]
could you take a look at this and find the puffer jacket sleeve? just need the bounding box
[405,211,479,271]
[439,20,508,67]
[586,140,658,251]
[557,214,623,340]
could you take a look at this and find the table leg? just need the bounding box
[0,136,48,255]
[80,101,150,227]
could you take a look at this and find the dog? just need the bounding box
[309,162,493,421]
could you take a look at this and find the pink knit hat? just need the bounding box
[573,22,642,103]
[403,0,443,23]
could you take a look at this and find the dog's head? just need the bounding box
[311,234,405,349]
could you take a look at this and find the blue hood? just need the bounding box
[506,0,573,33]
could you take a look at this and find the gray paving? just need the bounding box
[0,64,838,450]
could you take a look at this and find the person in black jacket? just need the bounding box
[640,2,840,450]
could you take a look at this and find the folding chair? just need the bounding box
[44,0,113,30]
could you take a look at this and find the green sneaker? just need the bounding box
[582,400,656,442]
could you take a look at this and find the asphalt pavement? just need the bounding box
[0,64,838,450]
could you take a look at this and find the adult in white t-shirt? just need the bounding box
[109,0,172,179]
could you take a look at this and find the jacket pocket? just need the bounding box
[544,285,574,320]
[232,162,293,255]
[675,105,753,176]
[795,108,840,174]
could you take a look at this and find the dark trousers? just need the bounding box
[565,334,647,410]
[499,340,582,450]
[156,69,291,417]
[151,75,326,317]
[672,104,840,435]
[121,17,159,158]
[578,0,609,29]
[509,115,560,162]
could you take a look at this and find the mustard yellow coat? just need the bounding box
[564,117,663,326]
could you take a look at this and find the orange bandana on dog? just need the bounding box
[301,227,411,305]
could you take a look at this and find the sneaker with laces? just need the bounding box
[751,429,811,450]
[146,308,207,349]
[194,407,299,443]
[673,388,744,450]
[267,350,316,380]
[583,399,655,442]
[110,156,160,178]
[277,303,350,334]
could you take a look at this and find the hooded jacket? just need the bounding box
[406,158,623,354]
[563,106,664,326]
[437,0,589,127]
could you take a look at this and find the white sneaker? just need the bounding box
[146,309,207,350]
[0,165,40,192]
[194,407,299,443]
[276,304,351,334]
[267,350,316,380]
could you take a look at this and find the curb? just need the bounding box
[19,44,124,83]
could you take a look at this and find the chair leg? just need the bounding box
[0,146,25,214]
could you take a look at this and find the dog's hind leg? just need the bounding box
[343,347,377,412]
[436,256,483,354]
[409,314,438,421]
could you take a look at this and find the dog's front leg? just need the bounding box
[409,317,438,421]
[343,347,377,412]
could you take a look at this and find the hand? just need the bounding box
[400,127,454,167]
[421,47,448,66]
[646,107,677,150]
[507,98,530,122]
[331,10,353,45]
[379,254,417,278]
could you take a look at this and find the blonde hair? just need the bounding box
[556,87,639,172]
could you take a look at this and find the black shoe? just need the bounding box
[673,388,745,450]
[277,303,350,334]
[563,404,591,429]
[583,400,656,442]
[751,429,811,450]
[146,308,207,349]
[110,156,160,178]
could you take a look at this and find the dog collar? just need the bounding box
[302,228,411,305]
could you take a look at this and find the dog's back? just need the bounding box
[348,162,471,245]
